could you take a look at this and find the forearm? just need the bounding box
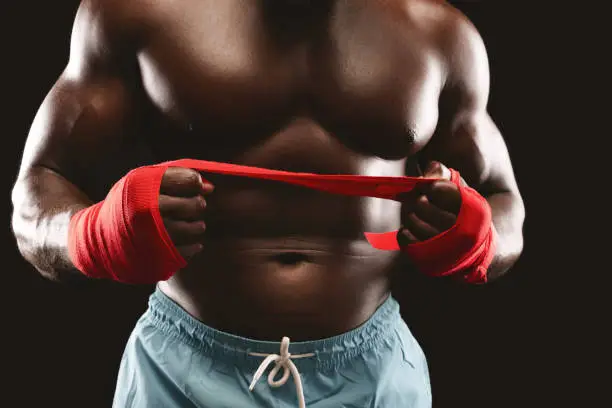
[11,166,93,280]
[486,191,525,280]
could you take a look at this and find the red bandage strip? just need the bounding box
[69,159,493,284]
[158,159,434,200]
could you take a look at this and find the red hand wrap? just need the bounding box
[366,170,496,284]
[68,166,185,284]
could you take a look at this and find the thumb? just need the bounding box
[161,167,214,196]
[422,161,451,180]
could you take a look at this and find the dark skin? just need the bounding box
[11,0,524,341]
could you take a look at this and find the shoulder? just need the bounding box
[73,0,131,34]
[427,2,490,91]
[393,0,489,88]
[67,0,153,72]
[71,0,153,49]
[398,0,485,50]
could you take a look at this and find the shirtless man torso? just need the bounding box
[12,1,525,407]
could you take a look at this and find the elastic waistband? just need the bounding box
[146,287,402,372]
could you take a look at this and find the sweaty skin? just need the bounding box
[12,0,524,341]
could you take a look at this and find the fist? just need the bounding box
[159,167,214,259]
[398,161,464,245]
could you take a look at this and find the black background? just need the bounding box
[2,1,586,408]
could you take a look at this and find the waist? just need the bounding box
[162,237,399,340]
[145,285,403,372]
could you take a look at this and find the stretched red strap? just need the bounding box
[155,159,438,249]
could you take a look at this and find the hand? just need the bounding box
[398,161,463,245]
[159,167,214,259]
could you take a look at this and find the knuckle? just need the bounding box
[430,180,446,190]
[193,195,207,211]
[416,195,429,207]
[158,196,176,215]
[428,182,451,199]
[189,221,206,234]
[185,170,201,186]
[163,167,179,180]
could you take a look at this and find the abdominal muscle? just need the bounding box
[159,181,403,341]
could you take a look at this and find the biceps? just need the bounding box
[19,73,135,183]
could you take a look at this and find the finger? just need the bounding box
[403,212,442,241]
[176,243,204,260]
[397,189,424,213]
[164,219,207,246]
[398,227,420,245]
[421,161,451,180]
[414,195,457,231]
[159,194,207,220]
[426,181,462,214]
[160,167,214,197]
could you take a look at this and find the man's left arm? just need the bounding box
[403,16,525,281]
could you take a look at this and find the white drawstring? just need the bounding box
[248,337,315,408]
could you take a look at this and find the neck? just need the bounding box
[263,0,335,18]
[261,0,336,42]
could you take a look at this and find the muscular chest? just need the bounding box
[136,0,443,162]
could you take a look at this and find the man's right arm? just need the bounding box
[11,0,139,281]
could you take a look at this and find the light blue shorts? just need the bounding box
[113,287,431,408]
